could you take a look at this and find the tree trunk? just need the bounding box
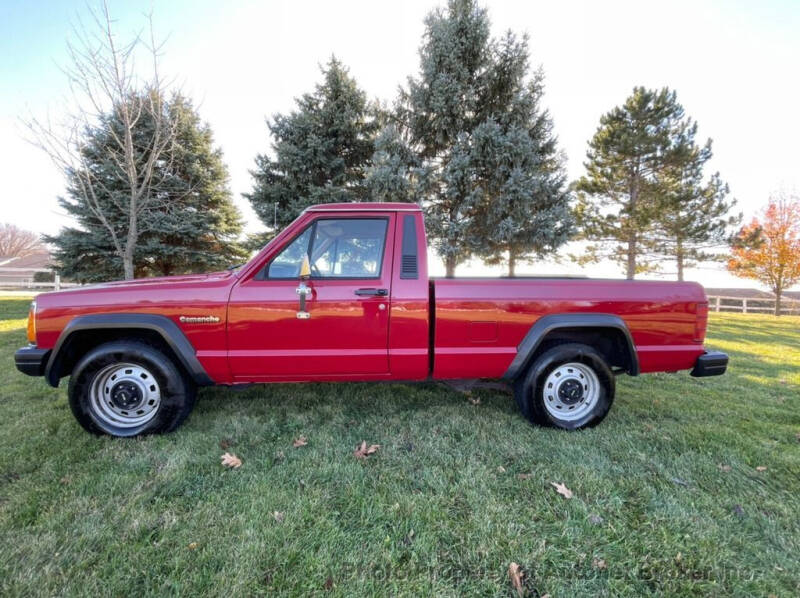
[445,255,457,278]
[508,251,516,277]
[774,287,782,316]
[676,238,684,282]
[626,233,637,280]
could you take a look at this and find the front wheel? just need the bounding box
[68,340,196,437]
[515,343,615,430]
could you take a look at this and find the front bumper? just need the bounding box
[14,346,50,377]
[690,351,728,377]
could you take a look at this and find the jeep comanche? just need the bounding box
[15,202,728,436]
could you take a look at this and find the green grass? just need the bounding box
[1,296,798,597]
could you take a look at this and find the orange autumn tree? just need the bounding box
[728,194,800,316]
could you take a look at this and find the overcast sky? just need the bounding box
[1,0,798,286]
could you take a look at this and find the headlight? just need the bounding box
[26,301,37,344]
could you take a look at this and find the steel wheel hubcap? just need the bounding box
[543,362,599,421]
[89,363,161,428]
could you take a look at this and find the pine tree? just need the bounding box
[47,94,244,282]
[575,87,696,279]
[652,138,738,280]
[364,124,422,203]
[399,0,570,276]
[246,58,379,231]
[467,44,572,276]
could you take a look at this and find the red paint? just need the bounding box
[30,203,711,384]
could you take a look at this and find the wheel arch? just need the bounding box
[44,314,214,388]
[502,313,639,381]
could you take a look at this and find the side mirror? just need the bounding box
[299,254,311,280]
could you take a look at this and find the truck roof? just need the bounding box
[306,202,422,212]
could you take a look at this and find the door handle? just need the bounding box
[354,288,388,297]
[296,282,312,319]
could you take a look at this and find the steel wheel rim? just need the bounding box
[89,362,161,428]
[542,362,599,421]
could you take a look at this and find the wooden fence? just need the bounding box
[706,295,800,316]
[0,267,79,291]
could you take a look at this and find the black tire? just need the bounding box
[68,340,196,437]
[514,343,615,430]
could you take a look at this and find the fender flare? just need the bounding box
[502,313,639,381]
[44,313,214,387]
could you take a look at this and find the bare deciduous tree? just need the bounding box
[25,1,178,279]
[0,223,44,258]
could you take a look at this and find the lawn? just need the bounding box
[0,296,798,597]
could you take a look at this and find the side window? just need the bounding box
[266,218,388,279]
[309,219,388,278]
[266,227,312,278]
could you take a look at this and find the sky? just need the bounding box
[1,0,799,287]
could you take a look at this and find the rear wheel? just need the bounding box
[514,343,615,430]
[68,340,196,437]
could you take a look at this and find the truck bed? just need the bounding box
[432,278,707,379]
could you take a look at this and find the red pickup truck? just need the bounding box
[15,202,727,437]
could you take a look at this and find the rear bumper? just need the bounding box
[14,346,50,377]
[690,351,728,377]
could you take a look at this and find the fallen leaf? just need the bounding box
[293,435,308,448]
[592,557,607,570]
[353,441,380,459]
[219,438,234,450]
[588,514,604,525]
[220,452,242,468]
[188,542,198,550]
[675,552,682,562]
[550,481,573,499]
[59,476,71,485]
[718,464,732,473]
[517,473,531,480]
[508,562,524,597]
[467,395,481,405]
[273,511,285,523]
[497,466,506,474]
[755,466,767,472]
[323,576,333,591]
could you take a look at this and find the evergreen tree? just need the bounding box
[575,87,696,279]
[246,58,379,231]
[652,138,738,280]
[399,0,570,276]
[47,94,244,282]
[364,124,422,203]
[467,51,571,276]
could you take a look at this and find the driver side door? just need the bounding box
[226,213,395,381]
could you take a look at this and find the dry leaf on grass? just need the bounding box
[550,481,573,499]
[354,441,380,459]
[273,511,285,523]
[592,557,607,570]
[718,464,732,472]
[467,395,481,405]
[220,452,242,468]
[517,473,531,480]
[755,466,767,472]
[508,562,524,597]
[293,435,308,448]
[324,576,333,591]
[497,466,506,474]
[188,542,198,550]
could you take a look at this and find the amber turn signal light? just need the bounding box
[26,301,36,344]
